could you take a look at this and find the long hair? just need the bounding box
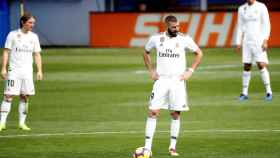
[20,12,35,28]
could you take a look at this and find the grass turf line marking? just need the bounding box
[1,129,280,138]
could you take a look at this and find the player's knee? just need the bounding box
[170,111,180,120]
[244,64,252,71]
[257,63,267,70]
[19,95,29,102]
[4,95,13,102]
[148,110,160,118]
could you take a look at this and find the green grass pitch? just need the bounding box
[0,47,279,158]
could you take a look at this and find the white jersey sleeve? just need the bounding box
[261,4,270,40]
[4,32,14,50]
[183,36,199,53]
[145,36,156,52]
[236,7,244,45]
[33,34,42,53]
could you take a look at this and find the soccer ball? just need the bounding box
[133,147,152,158]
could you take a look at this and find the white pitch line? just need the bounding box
[1,129,280,138]
[134,64,240,74]
[134,61,280,74]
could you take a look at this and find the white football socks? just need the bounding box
[242,71,251,95]
[169,118,180,150]
[0,101,11,125]
[260,68,272,94]
[19,101,27,125]
[144,117,157,150]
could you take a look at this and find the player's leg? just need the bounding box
[240,63,252,100]
[169,111,181,156]
[257,62,272,100]
[0,95,13,131]
[168,79,188,156]
[144,109,160,151]
[18,79,35,130]
[144,79,168,151]
[240,44,252,100]
[254,44,272,100]
[18,94,31,130]
[0,76,21,131]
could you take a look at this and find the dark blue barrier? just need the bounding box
[0,0,9,48]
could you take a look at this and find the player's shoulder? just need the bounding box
[29,31,39,38]
[7,29,19,37]
[177,33,193,40]
[177,32,188,37]
[148,32,165,42]
[238,3,247,10]
[256,1,267,9]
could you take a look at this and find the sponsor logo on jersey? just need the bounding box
[15,45,33,53]
[159,48,180,58]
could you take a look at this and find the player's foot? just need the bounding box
[0,123,6,131]
[169,148,179,156]
[264,93,272,101]
[239,94,248,101]
[19,124,31,131]
[143,148,152,158]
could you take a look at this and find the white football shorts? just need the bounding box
[4,71,35,95]
[149,76,189,111]
[242,43,269,64]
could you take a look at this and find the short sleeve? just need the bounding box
[4,32,14,50]
[145,36,156,52]
[183,36,199,52]
[34,34,41,53]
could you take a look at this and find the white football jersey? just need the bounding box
[145,32,199,77]
[5,29,41,74]
[236,1,270,45]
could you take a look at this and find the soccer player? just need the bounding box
[236,0,272,101]
[143,15,203,156]
[0,13,43,131]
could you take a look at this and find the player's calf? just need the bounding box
[0,95,13,131]
[18,95,30,129]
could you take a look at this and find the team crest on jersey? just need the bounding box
[176,43,179,48]
[160,37,165,47]
[17,34,21,39]
[160,37,165,42]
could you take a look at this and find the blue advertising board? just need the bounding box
[0,0,9,48]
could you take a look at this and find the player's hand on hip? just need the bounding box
[236,45,241,54]
[150,71,159,81]
[180,70,193,81]
[1,69,7,80]
[36,71,43,81]
[262,40,268,51]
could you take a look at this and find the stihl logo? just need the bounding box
[130,13,237,47]
[90,12,279,47]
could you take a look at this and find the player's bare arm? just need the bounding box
[262,39,268,51]
[143,50,159,81]
[1,49,9,80]
[180,48,203,81]
[34,52,43,80]
[236,34,243,53]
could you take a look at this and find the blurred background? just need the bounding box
[0,0,280,47]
